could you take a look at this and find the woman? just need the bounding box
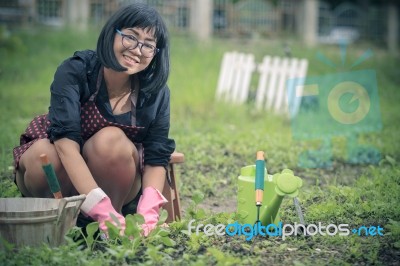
[13,3,175,237]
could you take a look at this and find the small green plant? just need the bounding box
[186,190,208,220]
[66,222,101,251]
[386,219,400,248]
[207,247,242,265]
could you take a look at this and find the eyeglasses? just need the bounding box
[116,29,159,58]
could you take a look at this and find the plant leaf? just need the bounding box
[157,209,168,225]
[133,213,145,225]
[192,191,204,205]
[160,236,175,247]
[158,229,169,237]
[105,220,119,239]
[86,222,99,247]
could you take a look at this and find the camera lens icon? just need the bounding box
[327,81,371,125]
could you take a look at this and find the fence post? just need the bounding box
[66,0,89,30]
[302,0,318,47]
[387,3,399,55]
[190,0,212,41]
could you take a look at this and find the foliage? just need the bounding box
[0,27,399,265]
[0,26,26,57]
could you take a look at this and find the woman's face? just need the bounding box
[114,27,157,75]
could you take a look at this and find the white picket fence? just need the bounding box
[215,51,256,104]
[216,52,308,118]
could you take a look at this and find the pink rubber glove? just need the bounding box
[137,186,168,236]
[81,188,126,237]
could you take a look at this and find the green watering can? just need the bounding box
[237,164,303,226]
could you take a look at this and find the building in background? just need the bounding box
[0,0,398,53]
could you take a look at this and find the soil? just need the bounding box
[180,195,237,216]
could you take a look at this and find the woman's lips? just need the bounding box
[123,54,139,65]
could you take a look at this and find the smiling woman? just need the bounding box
[112,28,155,75]
[12,2,175,238]
[115,29,159,58]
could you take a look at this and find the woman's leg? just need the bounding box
[82,126,140,212]
[16,139,75,197]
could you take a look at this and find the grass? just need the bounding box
[0,26,400,265]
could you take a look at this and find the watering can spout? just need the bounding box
[260,169,303,225]
[259,194,283,225]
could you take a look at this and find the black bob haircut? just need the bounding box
[97,3,169,94]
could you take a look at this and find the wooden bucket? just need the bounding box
[0,195,85,247]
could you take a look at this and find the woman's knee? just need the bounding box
[83,126,138,165]
[20,139,62,172]
[18,139,63,197]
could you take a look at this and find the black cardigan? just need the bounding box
[47,50,175,167]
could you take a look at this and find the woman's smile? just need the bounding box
[122,53,140,65]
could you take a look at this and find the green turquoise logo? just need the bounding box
[288,45,382,168]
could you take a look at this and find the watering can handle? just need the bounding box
[255,151,265,205]
[57,195,86,224]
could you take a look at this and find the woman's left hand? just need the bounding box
[137,186,168,236]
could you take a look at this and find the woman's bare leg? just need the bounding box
[82,126,140,212]
[16,139,75,197]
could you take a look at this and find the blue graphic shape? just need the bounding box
[289,69,382,140]
[350,49,373,69]
[288,44,383,168]
[316,51,336,69]
[287,65,382,167]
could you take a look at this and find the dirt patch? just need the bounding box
[181,195,237,216]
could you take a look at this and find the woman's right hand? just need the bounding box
[81,188,126,237]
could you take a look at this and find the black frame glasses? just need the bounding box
[116,29,159,58]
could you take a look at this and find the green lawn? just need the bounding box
[0,26,399,265]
